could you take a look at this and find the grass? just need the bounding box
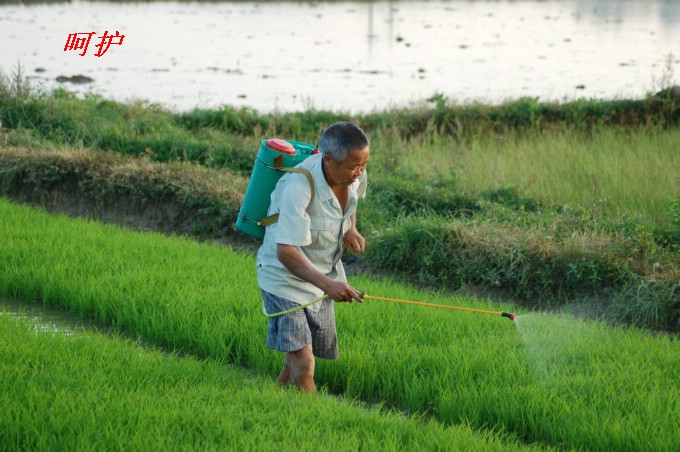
[368,126,680,221]
[1,199,678,450]
[0,314,525,451]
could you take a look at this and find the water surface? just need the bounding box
[1,0,679,112]
[0,298,104,335]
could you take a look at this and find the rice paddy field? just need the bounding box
[1,309,525,451]
[1,199,678,450]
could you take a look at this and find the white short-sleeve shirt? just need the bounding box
[256,153,367,310]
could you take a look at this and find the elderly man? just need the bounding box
[256,122,370,393]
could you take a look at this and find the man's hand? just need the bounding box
[277,244,363,303]
[324,280,364,303]
[343,227,366,254]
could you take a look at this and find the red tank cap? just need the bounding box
[266,138,296,155]
[312,147,320,154]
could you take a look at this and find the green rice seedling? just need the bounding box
[1,199,679,450]
[0,313,528,451]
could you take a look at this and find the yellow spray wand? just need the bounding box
[358,291,515,320]
[263,290,515,320]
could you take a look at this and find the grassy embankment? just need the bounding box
[1,199,679,450]
[0,68,678,330]
[1,313,527,451]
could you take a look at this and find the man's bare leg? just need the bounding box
[286,344,316,394]
[277,354,291,386]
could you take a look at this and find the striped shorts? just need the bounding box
[261,289,339,360]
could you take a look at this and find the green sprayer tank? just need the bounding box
[236,138,318,239]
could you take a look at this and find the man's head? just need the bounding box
[318,122,369,163]
[318,122,370,188]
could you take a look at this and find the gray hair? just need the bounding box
[318,122,369,163]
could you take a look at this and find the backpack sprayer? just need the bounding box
[236,138,318,239]
[262,290,515,320]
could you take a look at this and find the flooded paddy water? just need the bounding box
[1,0,679,113]
[0,297,107,336]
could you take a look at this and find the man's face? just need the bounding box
[324,146,370,187]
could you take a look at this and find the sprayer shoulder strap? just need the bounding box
[259,155,315,227]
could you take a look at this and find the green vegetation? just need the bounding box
[1,200,679,450]
[0,314,523,450]
[364,211,678,330]
[369,125,679,219]
[360,125,678,330]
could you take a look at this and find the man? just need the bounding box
[256,122,370,393]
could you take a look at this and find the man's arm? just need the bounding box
[277,244,363,303]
